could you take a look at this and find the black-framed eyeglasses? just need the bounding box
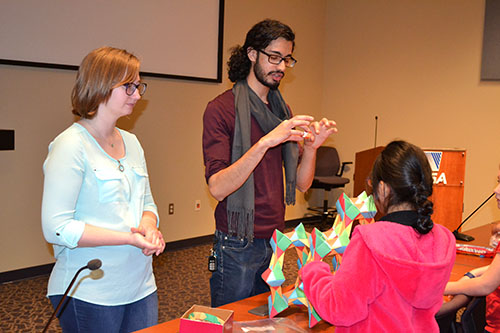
[258,49,297,68]
[123,82,147,96]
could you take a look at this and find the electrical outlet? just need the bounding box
[168,203,174,215]
[195,200,201,211]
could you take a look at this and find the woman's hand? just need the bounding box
[131,212,165,256]
[128,230,164,256]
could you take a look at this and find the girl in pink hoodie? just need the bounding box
[301,140,456,332]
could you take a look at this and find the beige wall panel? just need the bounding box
[0,0,327,272]
[322,0,500,231]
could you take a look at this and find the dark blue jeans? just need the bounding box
[210,230,273,307]
[49,291,158,333]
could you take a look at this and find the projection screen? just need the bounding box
[0,0,224,82]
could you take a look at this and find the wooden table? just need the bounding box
[137,223,497,333]
[450,222,496,281]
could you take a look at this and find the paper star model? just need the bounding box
[261,191,376,327]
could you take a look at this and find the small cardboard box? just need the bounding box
[180,305,233,333]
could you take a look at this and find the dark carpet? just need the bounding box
[0,224,322,332]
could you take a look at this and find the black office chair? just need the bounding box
[460,296,486,333]
[306,146,352,229]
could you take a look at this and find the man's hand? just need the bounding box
[295,117,338,191]
[303,118,338,149]
[259,115,314,148]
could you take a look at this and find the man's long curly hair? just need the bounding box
[228,19,295,82]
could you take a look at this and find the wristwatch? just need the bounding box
[464,272,476,279]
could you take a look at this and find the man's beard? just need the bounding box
[254,61,283,90]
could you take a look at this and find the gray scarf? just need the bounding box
[227,80,298,241]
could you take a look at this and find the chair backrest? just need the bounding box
[461,296,486,333]
[315,147,340,177]
[436,311,458,333]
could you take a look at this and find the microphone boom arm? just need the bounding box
[453,192,495,242]
[42,259,101,333]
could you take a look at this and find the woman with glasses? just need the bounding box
[41,46,164,332]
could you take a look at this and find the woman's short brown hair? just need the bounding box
[71,47,140,119]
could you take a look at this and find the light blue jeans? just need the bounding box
[210,230,273,307]
[49,291,158,333]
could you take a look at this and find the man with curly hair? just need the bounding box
[202,19,337,306]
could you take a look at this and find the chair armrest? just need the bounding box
[337,161,353,177]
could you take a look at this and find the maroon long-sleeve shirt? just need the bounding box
[202,89,287,239]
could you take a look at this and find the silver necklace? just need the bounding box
[82,121,122,171]
[117,159,124,172]
[84,121,117,148]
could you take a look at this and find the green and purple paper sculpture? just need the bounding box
[261,191,376,327]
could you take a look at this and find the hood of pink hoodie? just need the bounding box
[355,222,456,309]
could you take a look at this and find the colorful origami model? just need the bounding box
[188,311,224,324]
[261,191,377,327]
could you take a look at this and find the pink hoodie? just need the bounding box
[301,221,456,332]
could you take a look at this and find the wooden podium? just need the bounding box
[427,149,466,232]
[353,146,384,196]
[354,147,466,232]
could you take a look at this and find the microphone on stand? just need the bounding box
[453,193,495,242]
[42,259,102,333]
[374,116,378,148]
